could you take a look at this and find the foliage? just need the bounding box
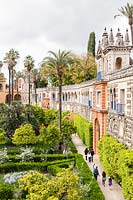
[33,105,45,125]
[18,147,35,162]
[75,154,105,200]
[3,171,28,184]
[18,168,83,200]
[0,147,9,164]
[12,124,37,145]
[61,118,76,143]
[0,128,8,144]
[74,114,93,147]
[0,183,14,199]
[98,135,133,200]
[87,32,95,56]
[39,124,60,149]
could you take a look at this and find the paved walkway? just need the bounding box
[72,134,125,200]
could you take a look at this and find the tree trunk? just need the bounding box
[130,24,133,46]
[35,81,37,104]
[28,72,30,105]
[11,69,14,103]
[8,68,11,105]
[58,74,62,135]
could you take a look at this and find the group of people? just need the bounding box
[84,147,112,189]
[84,147,94,162]
[93,164,113,189]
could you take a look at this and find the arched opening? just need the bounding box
[14,94,21,101]
[94,118,100,153]
[0,84,3,91]
[5,94,12,104]
[115,57,122,70]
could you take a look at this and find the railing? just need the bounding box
[111,101,116,110]
[116,103,125,115]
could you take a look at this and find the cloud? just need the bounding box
[0,0,132,77]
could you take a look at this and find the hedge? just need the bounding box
[74,114,93,147]
[98,135,133,200]
[0,159,75,173]
[0,184,14,199]
[76,154,105,200]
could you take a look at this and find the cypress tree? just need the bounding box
[87,32,95,57]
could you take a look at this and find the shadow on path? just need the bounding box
[72,134,125,200]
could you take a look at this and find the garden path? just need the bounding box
[71,134,125,200]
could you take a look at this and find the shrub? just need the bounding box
[98,135,133,200]
[0,147,9,164]
[0,183,14,199]
[74,114,93,147]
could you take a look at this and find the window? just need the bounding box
[97,91,101,106]
[115,57,122,70]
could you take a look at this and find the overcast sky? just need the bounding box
[0,0,132,78]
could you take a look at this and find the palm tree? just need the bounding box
[24,55,35,105]
[31,68,41,104]
[115,3,133,45]
[42,50,74,134]
[14,70,22,97]
[4,49,19,105]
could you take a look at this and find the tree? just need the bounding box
[12,123,37,145]
[115,3,133,45]
[4,49,19,105]
[31,68,40,104]
[41,50,74,135]
[39,124,60,149]
[14,70,23,98]
[24,55,35,105]
[87,32,95,56]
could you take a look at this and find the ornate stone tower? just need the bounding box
[94,27,133,150]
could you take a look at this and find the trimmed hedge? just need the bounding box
[76,154,105,200]
[0,159,75,173]
[74,114,93,147]
[98,135,133,200]
[0,184,14,199]
[8,153,76,163]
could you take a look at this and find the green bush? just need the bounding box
[98,135,133,200]
[74,114,93,147]
[0,184,14,199]
[0,159,75,173]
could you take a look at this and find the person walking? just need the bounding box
[102,171,106,186]
[93,166,99,180]
[84,147,89,160]
[87,151,92,162]
[108,177,113,190]
[90,148,94,162]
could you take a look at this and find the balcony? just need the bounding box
[116,103,125,115]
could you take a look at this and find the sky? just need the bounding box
[0,0,132,79]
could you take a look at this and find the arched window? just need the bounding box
[115,57,122,70]
[0,84,3,91]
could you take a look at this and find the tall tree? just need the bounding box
[31,68,40,104]
[87,32,95,57]
[115,3,133,45]
[4,49,19,105]
[24,55,35,105]
[41,50,74,135]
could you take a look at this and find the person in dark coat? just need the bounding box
[93,166,99,180]
[90,148,94,162]
[84,147,89,160]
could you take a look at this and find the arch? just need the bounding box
[5,94,12,104]
[115,57,122,70]
[94,118,100,153]
[0,84,3,91]
[14,94,21,101]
